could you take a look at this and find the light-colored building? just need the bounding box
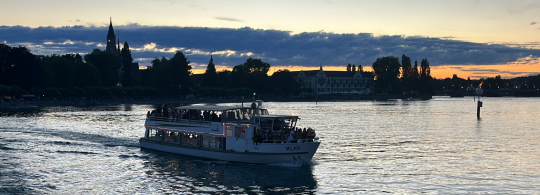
[293,66,374,95]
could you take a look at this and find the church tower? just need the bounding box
[106,18,117,54]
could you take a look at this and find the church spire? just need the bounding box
[106,17,117,54]
[108,18,115,37]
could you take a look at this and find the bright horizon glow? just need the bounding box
[188,64,540,79]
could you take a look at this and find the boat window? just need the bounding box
[260,119,273,132]
[273,119,283,130]
[235,127,246,139]
[201,136,222,149]
[148,129,163,141]
[283,118,295,130]
[163,131,178,143]
[181,133,200,147]
[226,126,233,137]
[202,135,211,148]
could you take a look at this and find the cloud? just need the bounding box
[1,24,540,69]
[214,17,244,22]
[531,22,537,25]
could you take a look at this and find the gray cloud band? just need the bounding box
[1,25,540,68]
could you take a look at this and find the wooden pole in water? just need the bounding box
[477,100,481,119]
[476,88,483,119]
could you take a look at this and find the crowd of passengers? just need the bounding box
[253,127,316,145]
[146,103,249,122]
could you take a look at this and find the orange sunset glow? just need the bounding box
[189,62,540,79]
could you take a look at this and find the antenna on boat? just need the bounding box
[256,100,263,115]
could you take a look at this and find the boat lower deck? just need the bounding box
[139,138,320,164]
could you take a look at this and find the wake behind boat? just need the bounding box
[139,101,321,164]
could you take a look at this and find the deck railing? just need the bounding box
[146,116,212,126]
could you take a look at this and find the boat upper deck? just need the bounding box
[146,105,299,129]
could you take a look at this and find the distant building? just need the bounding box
[106,18,139,86]
[292,66,374,95]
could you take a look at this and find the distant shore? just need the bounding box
[2,93,539,109]
[0,95,423,109]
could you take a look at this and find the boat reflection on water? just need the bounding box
[139,149,318,194]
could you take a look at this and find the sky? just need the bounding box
[1,0,540,79]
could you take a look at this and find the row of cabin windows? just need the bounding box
[146,129,224,150]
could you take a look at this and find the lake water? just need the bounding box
[1,97,539,194]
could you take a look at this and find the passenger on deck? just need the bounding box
[203,110,209,121]
[211,112,218,121]
[287,129,295,143]
[307,128,316,142]
[156,105,162,116]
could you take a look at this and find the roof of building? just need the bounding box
[292,70,373,78]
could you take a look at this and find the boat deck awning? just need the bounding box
[252,115,299,120]
[173,105,251,111]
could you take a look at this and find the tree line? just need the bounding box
[371,55,434,94]
[371,54,540,94]
[2,42,538,101]
[0,43,303,100]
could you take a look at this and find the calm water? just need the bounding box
[1,97,539,194]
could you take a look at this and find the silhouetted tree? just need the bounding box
[202,55,217,87]
[84,48,120,86]
[73,62,101,88]
[0,44,43,90]
[271,69,301,96]
[372,56,401,92]
[483,75,504,90]
[352,64,356,72]
[231,58,271,95]
[412,60,419,79]
[420,58,431,79]
[401,54,413,91]
[357,64,363,72]
[168,51,193,94]
[347,63,352,72]
[42,55,76,88]
[216,69,231,88]
[121,41,134,87]
[151,56,169,68]
[419,58,434,94]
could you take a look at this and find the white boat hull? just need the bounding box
[140,139,320,164]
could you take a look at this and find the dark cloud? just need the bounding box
[531,22,537,25]
[214,17,244,22]
[1,24,540,69]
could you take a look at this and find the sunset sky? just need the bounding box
[1,0,540,79]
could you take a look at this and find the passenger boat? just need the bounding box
[139,101,321,164]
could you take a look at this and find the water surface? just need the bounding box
[1,97,539,194]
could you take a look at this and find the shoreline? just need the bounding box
[2,94,539,109]
[0,96,409,108]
